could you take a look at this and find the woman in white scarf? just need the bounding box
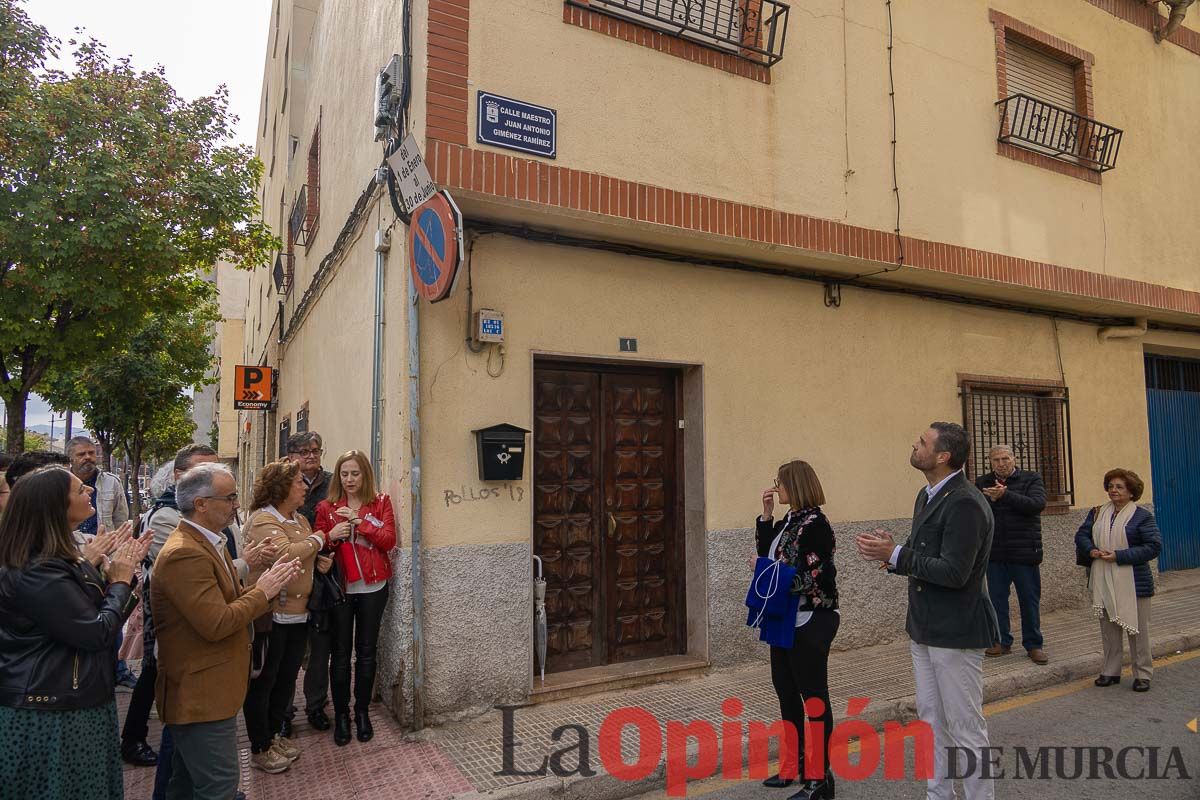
[1074,469,1162,693]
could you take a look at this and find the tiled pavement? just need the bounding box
[121,570,1200,799]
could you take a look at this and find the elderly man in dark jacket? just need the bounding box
[976,445,1048,664]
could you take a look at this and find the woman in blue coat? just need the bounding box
[1074,468,1161,692]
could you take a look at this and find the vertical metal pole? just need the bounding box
[64,410,73,441]
[370,230,389,477]
[408,265,425,730]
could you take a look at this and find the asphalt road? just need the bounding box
[632,650,1200,800]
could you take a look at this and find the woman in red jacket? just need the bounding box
[314,450,396,746]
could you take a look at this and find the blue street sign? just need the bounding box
[477,91,557,159]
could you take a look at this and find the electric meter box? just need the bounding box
[473,308,505,343]
[473,423,529,481]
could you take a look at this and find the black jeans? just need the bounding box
[330,585,389,714]
[122,651,157,745]
[769,609,840,780]
[243,622,308,753]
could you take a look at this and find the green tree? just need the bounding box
[0,0,276,454]
[141,397,198,463]
[0,428,50,451]
[63,304,218,516]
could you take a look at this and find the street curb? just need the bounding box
[452,628,1200,800]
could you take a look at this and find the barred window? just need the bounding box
[278,416,291,461]
[961,377,1073,512]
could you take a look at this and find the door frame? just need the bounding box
[531,354,691,674]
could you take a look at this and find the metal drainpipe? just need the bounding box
[1097,317,1148,342]
[370,228,390,476]
[408,261,426,730]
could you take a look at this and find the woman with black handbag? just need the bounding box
[315,450,396,746]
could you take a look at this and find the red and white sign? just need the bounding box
[407,190,463,303]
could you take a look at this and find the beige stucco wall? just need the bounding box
[414,235,1163,549]
[467,0,1200,293]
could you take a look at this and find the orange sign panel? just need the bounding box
[234,365,275,410]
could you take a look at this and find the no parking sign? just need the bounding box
[408,190,463,303]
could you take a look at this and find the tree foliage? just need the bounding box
[54,302,219,515]
[0,0,276,453]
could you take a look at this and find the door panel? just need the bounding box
[533,363,683,674]
[603,372,678,663]
[533,369,603,672]
[1146,388,1200,570]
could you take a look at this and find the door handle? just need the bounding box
[607,513,617,539]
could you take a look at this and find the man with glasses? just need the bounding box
[127,445,277,799]
[154,463,301,800]
[283,431,335,734]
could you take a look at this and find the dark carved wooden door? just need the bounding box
[602,372,678,663]
[533,364,682,674]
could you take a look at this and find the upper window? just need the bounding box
[990,10,1121,178]
[960,375,1074,513]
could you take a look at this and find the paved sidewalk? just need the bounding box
[120,570,1200,800]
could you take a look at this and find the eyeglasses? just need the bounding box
[200,492,239,503]
[290,449,323,458]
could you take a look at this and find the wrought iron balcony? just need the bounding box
[996,93,1123,173]
[272,252,294,295]
[288,184,320,248]
[571,0,790,66]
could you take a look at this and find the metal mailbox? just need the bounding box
[472,423,530,481]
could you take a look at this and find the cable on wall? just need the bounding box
[464,218,1200,335]
[845,0,905,283]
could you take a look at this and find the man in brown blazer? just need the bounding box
[153,463,301,799]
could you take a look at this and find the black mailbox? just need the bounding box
[473,423,530,481]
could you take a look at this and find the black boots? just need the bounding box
[762,774,795,788]
[334,712,352,746]
[355,709,374,742]
[307,709,331,731]
[787,775,835,800]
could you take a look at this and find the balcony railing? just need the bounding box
[272,252,294,295]
[996,93,1123,173]
[288,184,320,248]
[571,0,790,67]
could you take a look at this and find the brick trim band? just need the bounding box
[425,138,1200,316]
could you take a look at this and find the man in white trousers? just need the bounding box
[857,422,1000,800]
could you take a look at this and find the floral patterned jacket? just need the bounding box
[755,507,839,611]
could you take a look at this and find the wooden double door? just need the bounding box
[533,362,685,673]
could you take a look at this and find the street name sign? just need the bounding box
[476,91,556,159]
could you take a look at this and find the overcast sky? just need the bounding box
[18,1,270,428]
[24,0,271,148]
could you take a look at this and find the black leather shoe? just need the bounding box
[787,775,835,800]
[355,709,374,742]
[120,739,158,767]
[762,774,795,788]
[307,709,331,731]
[1094,675,1121,687]
[1132,678,1151,692]
[279,718,294,739]
[334,712,352,746]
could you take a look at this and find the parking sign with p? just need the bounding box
[234,365,275,410]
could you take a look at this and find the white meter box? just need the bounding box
[474,308,504,343]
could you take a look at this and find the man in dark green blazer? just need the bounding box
[856,422,999,800]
